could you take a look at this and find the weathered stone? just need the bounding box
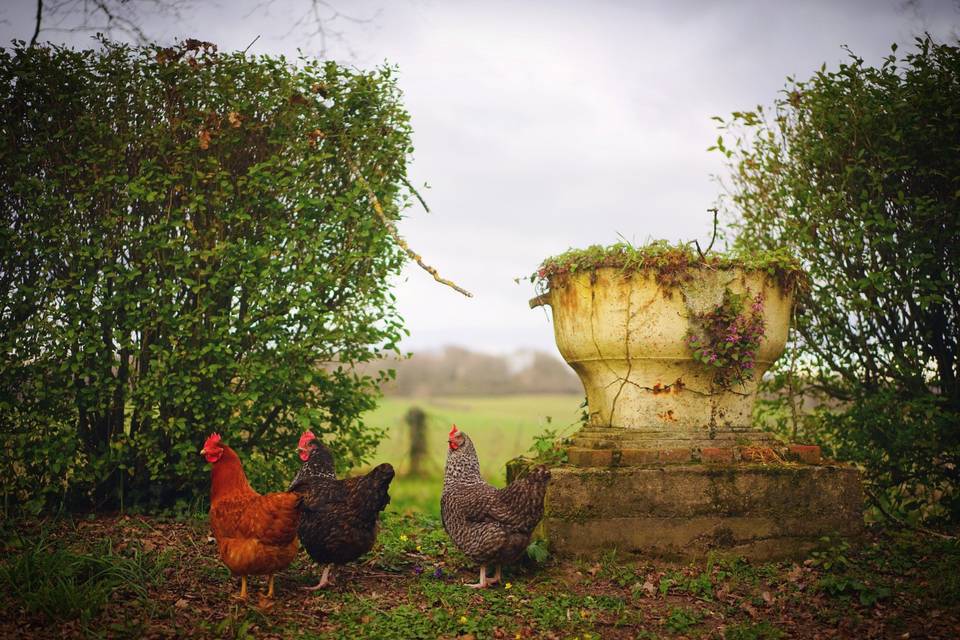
[538,268,794,432]
[787,444,822,464]
[700,447,735,463]
[615,448,694,465]
[525,260,863,560]
[508,459,863,561]
[567,447,613,467]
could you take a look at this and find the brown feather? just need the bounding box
[207,444,301,577]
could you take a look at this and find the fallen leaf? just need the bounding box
[174,598,190,609]
[762,591,774,605]
[641,579,657,597]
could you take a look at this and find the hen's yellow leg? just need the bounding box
[266,575,275,599]
[239,575,248,599]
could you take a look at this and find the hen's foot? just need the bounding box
[465,581,491,589]
[231,575,249,600]
[304,564,333,591]
[304,579,331,591]
[465,566,492,589]
[487,565,502,586]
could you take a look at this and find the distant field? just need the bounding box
[364,394,583,515]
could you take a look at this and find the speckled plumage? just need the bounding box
[288,440,394,569]
[441,430,549,566]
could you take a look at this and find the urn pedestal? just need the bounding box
[516,265,862,560]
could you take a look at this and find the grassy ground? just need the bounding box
[2,513,958,639]
[5,398,956,637]
[365,394,583,516]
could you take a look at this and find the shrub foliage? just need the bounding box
[0,39,415,511]
[716,37,960,521]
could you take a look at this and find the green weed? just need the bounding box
[0,529,169,624]
[663,606,703,633]
[724,621,785,640]
[658,568,714,599]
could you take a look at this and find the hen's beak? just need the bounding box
[200,447,208,455]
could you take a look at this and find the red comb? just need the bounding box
[203,433,222,448]
[298,431,316,449]
[449,424,459,436]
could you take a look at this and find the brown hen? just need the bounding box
[202,433,300,599]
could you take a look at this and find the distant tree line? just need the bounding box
[367,346,582,397]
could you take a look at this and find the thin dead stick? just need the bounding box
[349,162,473,298]
[401,176,430,213]
[694,207,720,259]
[242,34,261,54]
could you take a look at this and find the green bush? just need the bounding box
[716,36,960,522]
[0,38,415,512]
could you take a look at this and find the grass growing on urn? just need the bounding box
[532,241,808,295]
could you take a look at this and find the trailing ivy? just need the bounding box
[0,38,417,512]
[686,290,766,390]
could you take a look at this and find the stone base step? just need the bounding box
[570,427,779,450]
[566,443,822,467]
[506,460,862,561]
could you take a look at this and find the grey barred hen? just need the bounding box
[288,431,394,590]
[441,424,550,588]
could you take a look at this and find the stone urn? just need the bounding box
[510,249,864,560]
[529,266,791,454]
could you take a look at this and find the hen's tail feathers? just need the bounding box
[522,465,551,494]
[368,463,395,513]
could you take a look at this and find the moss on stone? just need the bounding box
[533,241,808,296]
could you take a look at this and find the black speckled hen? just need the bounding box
[441,424,550,588]
[288,431,394,590]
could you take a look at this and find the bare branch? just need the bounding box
[247,0,379,58]
[241,34,261,54]
[347,161,473,299]
[30,0,43,47]
[34,0,191,45]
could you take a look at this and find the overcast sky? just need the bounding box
[3,0,958,356]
